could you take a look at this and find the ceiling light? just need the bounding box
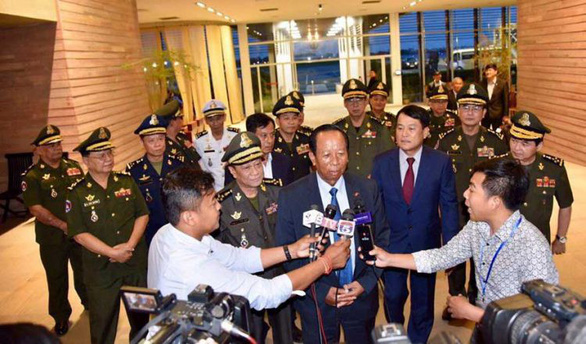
[196,2,206,8]
[224,15,230,20]
[410,1,416,6]
[231,19,236,23]
[207,7,215,13]
[216,11,223,16]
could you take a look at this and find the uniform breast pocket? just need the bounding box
[112,194,137,221]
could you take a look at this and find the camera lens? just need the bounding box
[509,310,561,344]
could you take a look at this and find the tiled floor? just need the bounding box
[1,99,584,343]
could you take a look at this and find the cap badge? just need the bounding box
[149,114,159,126]
[292,91,300,99]
[438,84,445,93]
[519,113,531,126]
[98,128,107,139]
[240,133,253,148]
[46,125,55,135]
[468,84,477,95]
[284,96,294,106]
[210,100,217,109]
[377,82,384,90]
[350,79,357,89]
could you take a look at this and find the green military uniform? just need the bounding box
[506,111,574,242]
[289,91,313,136]
[367,81,396,132]
[426,85,459,148]
[273,95,312,182]
[157,100,201,165]
[66,127,149,344]
[22,125,88,330]
[218,132,293,343]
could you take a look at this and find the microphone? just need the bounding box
[353,198,375,261]
[315,204,338,261]
[336,209,356,238]
[306,205,320,261]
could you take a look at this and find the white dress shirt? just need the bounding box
[195,128,238,191]
[399,147,423,186]
[487,79,497,100]
[263,153,274,179]
[148,223,293,310]
[315,173,355,276]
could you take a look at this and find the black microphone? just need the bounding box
[353,198,375,261]
[337,209,356,238]
[308,204,320,261]
[315,204,338,261]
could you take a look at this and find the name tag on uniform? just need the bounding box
[114,188,132,198]
[204,149,215,153]
[477,146,494,158]
[296,144,310,155]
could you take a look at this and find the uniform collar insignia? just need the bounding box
[457,135,462,142]
[539,162,544,170]
[480,135,485,142]
[235,192,242,201]
[85,194,95,202]
[260,183,266,192]
[40,164,45,169]
[86,182,92,188]
[42,174,50,180]
[143,164,148,170]
[171,148,177,155]
[231,211,242,220]
[113,175,119,182]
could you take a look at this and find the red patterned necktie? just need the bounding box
[403,157,415,205]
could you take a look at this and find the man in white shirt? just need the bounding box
[148,166,350,311]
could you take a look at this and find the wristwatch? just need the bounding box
[556,235,567,244]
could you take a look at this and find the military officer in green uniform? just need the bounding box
[158,100,201,165]
[367,80,396,131]
[273,94,312,182]
[22,125,88,336]
[506,110,573,253]
[217,132,293,343]
[436,83,508,313]
[289,90,313,136]
[425,84,459,148]
[66,127,149,344]
[333,78,395,178]
[127,114,184,246]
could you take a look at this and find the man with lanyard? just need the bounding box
[425,84,459,148]
[158,100,201,166]
[273,94,312,182]
[66,127,149,344]
[367,81,396,132]
[436,83,508,312]
[289,90,313,136]
[333,78,395,179]
[506,110,573,252]
[217,132,294,343]
[22,125,88,336]
[195,99,239,191]
[127,114,184,246]
[363,158,558,342]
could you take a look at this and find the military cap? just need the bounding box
[429,84,448,101]
[155,99,182,119]
[289,91,305,107]
[510,110,551,141]
[457,83,488,105]
[221,132,263,166]
[73,127,115,154]
[32,125,62,146]
[272,95,302,117]
[203,99,227,118]
[433,70,442,76]
[134,114,167,136]
[368,81,389,98]
[342,79,368,100]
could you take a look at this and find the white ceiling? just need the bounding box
[137,0,516,25]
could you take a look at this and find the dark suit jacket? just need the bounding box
[275,172,390,317]
[372,146,459,253]
[481,77,509,120]
[448,89,459,111]
[224,152,294,186]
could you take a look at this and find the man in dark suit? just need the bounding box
[447,77,464,111]
[481,63,509,130]
[276,124,390,344]
[372,105,459,344]
[225,113,293,186]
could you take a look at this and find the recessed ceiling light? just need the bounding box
[217,11,223,16]
[207,7,215,13]
[196,2,205,8]
[231,19,236,23]
[224,15,230,20]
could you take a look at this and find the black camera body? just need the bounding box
[121,284,252,344]
[482,279,586,344]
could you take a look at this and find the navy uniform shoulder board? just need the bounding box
[332,116,347,126]
[227,127,240,134]
[217,188,233,203]
[114,171,131,177]
[67,178,84,191]
[542,153,564,167]
[21,163,36,177]
[486,128,504,141]
[126,157,145,170]
[438,128,456,140]
[263,178,283,187]
[195,130,208,139]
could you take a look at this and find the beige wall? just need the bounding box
[517,0,586,165]
[0,0,57,22]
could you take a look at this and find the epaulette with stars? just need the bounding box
[332,116,346,126]
[168,154,184,163]
[114,171,131,176]
[262,178,283,187]
[67,178,84,191]
[438,128,456,140]
[195,130,208,139]
[217,188,233,203]
[21,163,36,177]
[126,157,145,170]
[542,153,564,167]
[227,127,240,133]
[486,128,504,140]
[369,115,386,127]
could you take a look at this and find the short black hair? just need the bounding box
[309,124,349,154]
[397,105,431,128]
[162,166,215,226]
[0,323,60,344]
[472,158,529,211]
[484,63,498,71]
[246,113,275,133]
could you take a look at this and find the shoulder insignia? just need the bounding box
[262,178,283,187]
[195,130,208,139]
[369,115,385,126]
[487,128,504,140]
[21,163,36,177]
[438,128,456,140]
[67,178,84,191]
[217,188,233,203]
[168,154,184,163]
[296,129,310,137]
[494,153,510,159]
[446,109,457,116]
[332,117,347,126]
[126,157,144,170]
[114,171,131,176]
[227,127,240,133]
[542,154,564,167]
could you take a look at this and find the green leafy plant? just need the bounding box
[475,24,517,82]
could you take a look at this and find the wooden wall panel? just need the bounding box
[517,0,586,165]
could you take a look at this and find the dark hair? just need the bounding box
[309,124,349,154]
[484,63,498,71]
[397,105,431,128]
[246,113,275,133]
[162,166,215,226]
[472,158,529,211]
[0,323,60,344]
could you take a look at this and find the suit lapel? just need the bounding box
[389,149,404,204]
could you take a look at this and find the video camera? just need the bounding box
[120,284,252,344]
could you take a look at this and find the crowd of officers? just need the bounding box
[21,69,573,344]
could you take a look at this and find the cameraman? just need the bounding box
[363,158,558,325]
[148,166,350,311]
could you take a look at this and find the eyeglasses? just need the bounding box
[345,98,366,104]
[89,150,114,161]
[460,104,484,112]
